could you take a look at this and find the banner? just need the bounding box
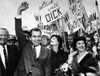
[69,0,77,19]
[61,12,71,34]
[76,0,83,18]
[41,24,52,37]
[68,0,83,33]
[89,12,97,21]
[38,0,69,25]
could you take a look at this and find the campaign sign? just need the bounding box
[38,0,68,25]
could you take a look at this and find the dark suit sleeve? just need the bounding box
[82,57,99,73]
[23,48,32,74]
[15,18,27,50]
[45,49,51,76]
[80,54,99,73]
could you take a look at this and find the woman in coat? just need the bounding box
[50,35,68,76]
[61,36,100,76]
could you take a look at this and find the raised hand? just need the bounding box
[17,2,29,15]
[68,51,77,64]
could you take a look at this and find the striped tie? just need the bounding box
[3,46,8,67]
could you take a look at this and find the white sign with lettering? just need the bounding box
[38,0,69,25]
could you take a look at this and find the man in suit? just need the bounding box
[15,2,51,76]
[0,28,20,76]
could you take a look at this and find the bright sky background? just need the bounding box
[0,0,100,35]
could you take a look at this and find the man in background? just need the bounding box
[0,28,20,76]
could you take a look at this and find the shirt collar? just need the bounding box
[35,45,41,49]
[0,44,7,48]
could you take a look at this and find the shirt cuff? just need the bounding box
[16,15,22,19]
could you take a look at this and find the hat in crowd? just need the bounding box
[73,36,86,45]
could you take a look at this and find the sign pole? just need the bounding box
[95,0,100,33]
[61,16,69,53]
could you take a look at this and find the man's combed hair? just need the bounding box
[29,28,42,36]
[0,28,9,35]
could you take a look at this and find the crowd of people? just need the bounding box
[0,1,100,76]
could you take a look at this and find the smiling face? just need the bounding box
[41,37,48,46]
[76,40,86,52]
[0,28,9,45]
[29,30,41,47]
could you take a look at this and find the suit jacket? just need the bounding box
[0,44,20,76]
[15,18,51,76]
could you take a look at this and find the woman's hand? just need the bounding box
[68,51,77,64]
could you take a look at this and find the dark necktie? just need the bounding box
[3,46,8,67]
[34,47,37,58]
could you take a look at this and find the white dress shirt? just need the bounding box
[35,45,41,58]
[0,45,8,68]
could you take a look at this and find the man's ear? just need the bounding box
[29,37,31,41]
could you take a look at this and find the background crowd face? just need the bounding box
[76,40,86,52]
[68,35,73,45]
[41,37,49,46]
[29,30,41,46]
[0,29,9,45]
[93,32,99,42]
[50,36,59,46]
[86,37,91,46]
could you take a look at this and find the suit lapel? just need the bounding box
[79,53,92,66]
[32,46,37,59]
[0,56,5,70]
[7,45,10,62]
[0,45,9,70]
[38,46,46,58]
[29,43,36,59]
[39,46,42,58]
[35,45,43,59]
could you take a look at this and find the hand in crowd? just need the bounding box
[60,51,77,72]
[68,51,77,64]
[17,2,29,15]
